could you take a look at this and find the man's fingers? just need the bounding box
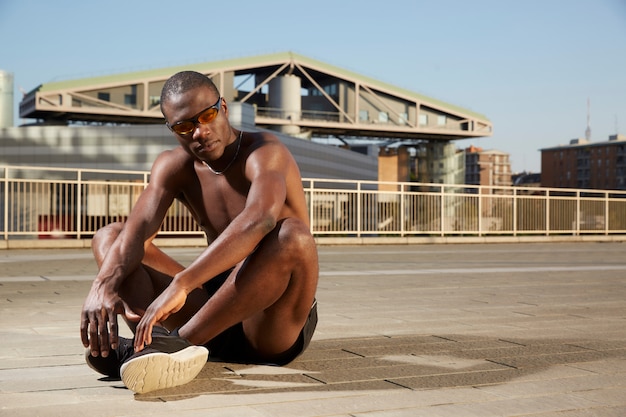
[87,312,100,356]
[97,309,110,358]
[134,325,148,352]
[108,310,119,350]
[134,318,154,352]
[80,315,90,348]
[134,326,143,352]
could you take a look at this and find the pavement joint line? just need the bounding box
[3,265,626,281]
[7,262,622,283]
[0,275,95,282]
[320,265,626,276]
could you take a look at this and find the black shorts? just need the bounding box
[202,269,318,366]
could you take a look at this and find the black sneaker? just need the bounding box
[85,336,134,379]
[120,328,209,394]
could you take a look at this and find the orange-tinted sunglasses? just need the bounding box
[166,96,222,135]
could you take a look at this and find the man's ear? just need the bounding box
[220,97,229,116]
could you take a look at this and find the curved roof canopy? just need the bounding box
[19,52,492,141]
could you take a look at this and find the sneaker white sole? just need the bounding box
[120,345,208,394]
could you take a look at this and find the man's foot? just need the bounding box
[120,328,209,394]
[85,337,134,379]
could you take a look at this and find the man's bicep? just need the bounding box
[245,143,289,206]
[246,170,288,219]
[127,151,186,239]
[126,182,176,240]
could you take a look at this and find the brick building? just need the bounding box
[541,134,626,190]
[465,145,512,187]
[378,146,410,191]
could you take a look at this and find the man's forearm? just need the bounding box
[95,235,145,291]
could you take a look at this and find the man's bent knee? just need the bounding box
[275,218,315,251]
[91,222,124,258]
[92,222,123,245]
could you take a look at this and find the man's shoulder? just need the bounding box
[249,130,279,143]
[243,131,299,176]
[154,147,195,167]
[150,147,196,180]
[247,131,288,153]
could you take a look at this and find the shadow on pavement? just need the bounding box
[133,333,626,401]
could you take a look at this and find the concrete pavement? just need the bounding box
[1,242,625,416]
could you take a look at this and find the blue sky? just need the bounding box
[1,0,625,173]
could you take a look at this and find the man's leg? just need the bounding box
[87,223,211,390]
[91,222,210,332]
[179,217,319,360]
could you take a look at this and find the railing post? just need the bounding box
[576,190,581,236]
[400,182,405,237]
[440,185,444,237]
[477,185,483,237]
[76,170,82,240]
[3,167,8,241]
[309,180,314,236]
[513,188,518,237]
[605,191,610,235]
[357,181,362,238]
[546,190,551,236]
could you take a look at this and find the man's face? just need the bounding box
[165,95,222,136]
[162,86,231,162]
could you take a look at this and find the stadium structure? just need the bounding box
[4,52,492,181]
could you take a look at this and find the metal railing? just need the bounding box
[2,165,626,241]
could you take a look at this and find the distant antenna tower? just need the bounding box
[585,98,591,141]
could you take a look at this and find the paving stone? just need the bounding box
[490,349,626,369]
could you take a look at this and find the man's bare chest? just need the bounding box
[180,175,249,235]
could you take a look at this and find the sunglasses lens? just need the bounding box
[197,107,218,124]
[172,122,194,135]
[169,100,220,135]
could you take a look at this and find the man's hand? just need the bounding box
[133,282,188,352]
[80,281,128,358]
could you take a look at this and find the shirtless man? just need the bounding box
[80,70,319,393]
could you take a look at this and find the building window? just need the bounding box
[378,112,388,123]
[399,112,408,125]
[437,115,446,126]
[359,110,369,122]
[322,84,337,96]
[418,114,428,126]
[124,94,137,106]
[98,92,110,102]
